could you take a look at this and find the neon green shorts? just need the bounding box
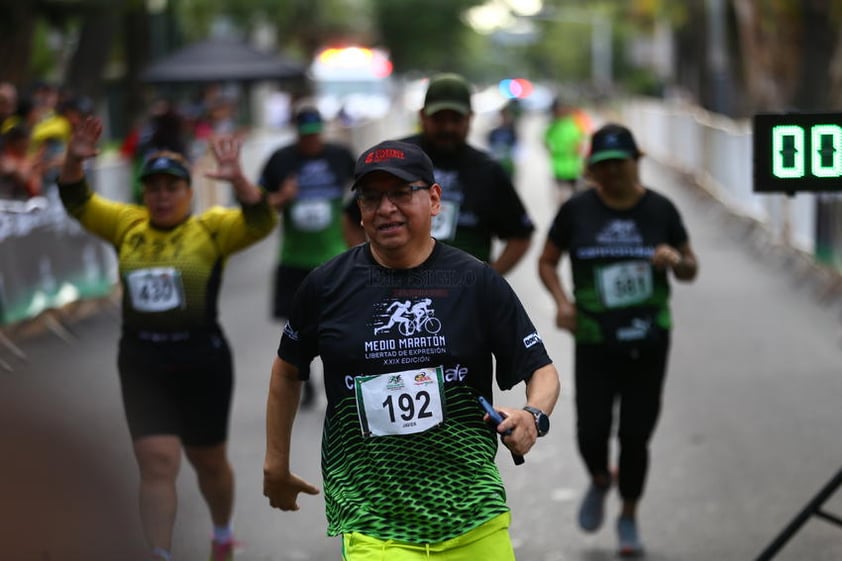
[341,512,515,561]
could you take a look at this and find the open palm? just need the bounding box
[67,117,103,161]
[206,135,243,182]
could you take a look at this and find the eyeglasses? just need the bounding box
[356,184,430,210]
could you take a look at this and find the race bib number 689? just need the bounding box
[355,366,446,438]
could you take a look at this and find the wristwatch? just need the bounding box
[523,406,550,437]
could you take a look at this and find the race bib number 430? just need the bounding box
[355,366,446,438]
[126,267,185,312]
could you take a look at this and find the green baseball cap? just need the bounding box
[587,123,641,165]
[423,73,472,116]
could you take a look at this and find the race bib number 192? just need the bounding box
[355,366,446,438]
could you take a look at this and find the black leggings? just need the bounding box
[574,336,670,501]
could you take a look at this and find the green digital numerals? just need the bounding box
[772,124,842,179]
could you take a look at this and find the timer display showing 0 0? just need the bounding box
[772,125,842,178]
[753,113,842,193]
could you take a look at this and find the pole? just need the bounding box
[705,0,730,113]
[591,14,612,91]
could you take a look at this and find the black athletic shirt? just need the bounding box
[547,187,689,345]
[258,142,355,268]
[277,241,552,542]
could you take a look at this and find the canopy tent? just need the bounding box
[140,37,307,84]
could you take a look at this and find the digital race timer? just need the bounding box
[753,112,842,193]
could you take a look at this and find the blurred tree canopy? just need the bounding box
[4,0,842,126]
[370,0,486,74]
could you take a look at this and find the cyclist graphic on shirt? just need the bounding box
[410,298,433,328]
[373,298,440,336]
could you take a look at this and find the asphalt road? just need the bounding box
[2,112,842,561]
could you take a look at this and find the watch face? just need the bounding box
[536,413,550,435]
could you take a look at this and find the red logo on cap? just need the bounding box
[365,148,406,164]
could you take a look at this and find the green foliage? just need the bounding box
[527,19,592,83]
[30,19,60,82]
[172,0,229,41]
[622,67,664,96]
[370,0,486,75]
[174,0,370,59]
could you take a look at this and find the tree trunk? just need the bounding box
[63,7,120,99]
[0,3,36,87]
[121,3,152,129]
[793,0,834,111]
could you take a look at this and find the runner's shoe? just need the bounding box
[209,539,237,561]
[577,482,610,532]
[617,516,644,557]
[149,547,171,561]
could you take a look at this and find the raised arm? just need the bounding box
[205,135,264,205]
[58,116,102,184]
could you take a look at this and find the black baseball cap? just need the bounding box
[295,107,323,135]
[587,123,641,165]
[352,140,435,190]
[139,153,191,183]
[423,73,472,116]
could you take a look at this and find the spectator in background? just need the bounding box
[0,83,19,152]
[29,81,59,120]
[192,88,240,142]
[31,94,94,185]
[257,105,356,408]
[7,96,39,130]
[0,122,43,200]
[0,82,18,128]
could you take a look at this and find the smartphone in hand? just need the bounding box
[477,395,525,465]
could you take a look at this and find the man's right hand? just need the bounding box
[263,468,320,511]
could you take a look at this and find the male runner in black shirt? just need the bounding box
[265,139,559,560]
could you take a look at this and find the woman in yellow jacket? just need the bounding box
[57,117,277,561]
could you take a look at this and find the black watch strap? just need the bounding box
[523,406,549,437]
